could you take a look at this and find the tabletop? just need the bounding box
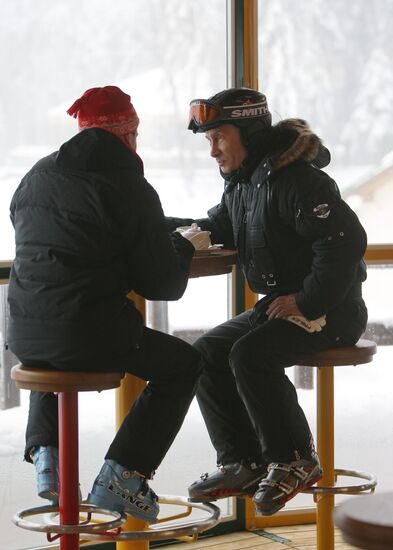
[189,249,237,278]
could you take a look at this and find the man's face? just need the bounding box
[205,124,248,173]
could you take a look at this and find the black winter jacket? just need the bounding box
[8,128,194,370]
[167,119,367,321]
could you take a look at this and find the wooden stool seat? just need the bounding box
[298,339,377,367]
[295,339,377,550]
[11,364,124,393]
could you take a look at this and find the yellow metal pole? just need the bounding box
[116,293,149,550]
[316,366,335,550]
[243,0,259,313]
[243,0,258,90]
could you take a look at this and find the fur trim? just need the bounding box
[271,118,328,171]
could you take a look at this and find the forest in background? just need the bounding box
[0,0,392,169]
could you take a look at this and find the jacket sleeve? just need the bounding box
[165,194,235,248]
[289,173,367,319]
[123,178,195,301]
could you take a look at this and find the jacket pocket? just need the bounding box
[249,226,277,287]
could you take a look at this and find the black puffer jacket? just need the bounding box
[167,119,367,320]
[8,128,194,370]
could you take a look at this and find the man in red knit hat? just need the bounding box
[67,85,141,150]
[8,85,201,523]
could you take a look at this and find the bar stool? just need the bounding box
[11,365,221,549]
[11,364,126,549]
[298,339,377,550]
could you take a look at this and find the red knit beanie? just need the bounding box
[67,86,139,137]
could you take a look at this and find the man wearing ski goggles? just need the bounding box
[167,86,367,519]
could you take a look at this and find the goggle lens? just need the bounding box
[189,101,221,125]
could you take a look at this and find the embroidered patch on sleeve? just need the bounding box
[312,203,330,219]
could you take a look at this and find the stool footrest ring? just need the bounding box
[13,496,220,541]
[81,495,221,542]
[13,503,126,534]
[303,468,377,495]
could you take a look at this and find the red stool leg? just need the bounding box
[58,391,80,549]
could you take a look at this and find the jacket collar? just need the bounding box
[55,128,144,174]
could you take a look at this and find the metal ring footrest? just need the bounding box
[13,503,127,534]
[13,496,220,542]
[303,468,377,495]
[80,495,221,542]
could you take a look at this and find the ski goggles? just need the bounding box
[188,98,269,133]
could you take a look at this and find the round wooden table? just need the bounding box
[189,249,237,278]
[335,492,393,550]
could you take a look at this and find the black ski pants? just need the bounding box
[193,296,367,466]
[24,326,201,478]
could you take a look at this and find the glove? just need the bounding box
[176,223,211,250]
[285,315,326,333]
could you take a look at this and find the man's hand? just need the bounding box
[266,293,302,320]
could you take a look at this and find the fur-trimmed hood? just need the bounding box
[271,118,330,171]
[222,118,331,188]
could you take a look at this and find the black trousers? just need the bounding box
[193,296,367,466]
[24,327,201,478]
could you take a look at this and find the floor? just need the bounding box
[167,524,358,550]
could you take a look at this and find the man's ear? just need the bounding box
[128,132,137,150]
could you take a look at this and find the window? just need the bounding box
[258,0,393,243]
